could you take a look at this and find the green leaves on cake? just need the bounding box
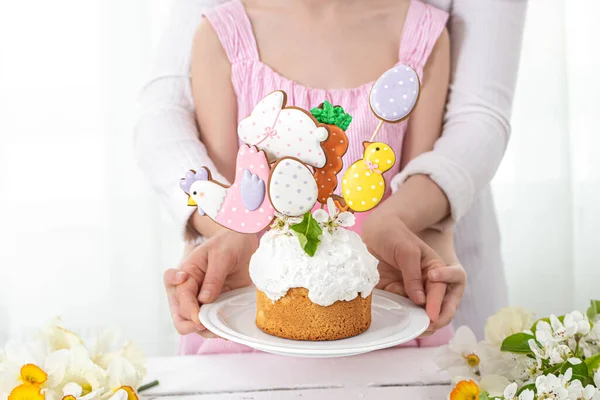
[290,212,323,257]
[310,100,352,131]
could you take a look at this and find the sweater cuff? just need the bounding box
[161,187,197,239]
[390,151,475,222]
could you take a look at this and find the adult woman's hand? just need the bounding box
[363,210,446,318]
[163,228,258,336]
[362,198,466,331]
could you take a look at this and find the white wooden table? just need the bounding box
[142,347,451,399]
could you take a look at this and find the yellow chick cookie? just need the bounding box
[341,142,396,212]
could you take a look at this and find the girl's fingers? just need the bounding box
[383,282,407,297]
[198,330,221,339]
[428,264,466,284]
[164,268,188,286]
[425,281,446,323]
[172,314,199,335]
[176,278,202,326]
[425,265,466,329]
[432,283,464,330]
[199,251,233,303]
[392,241,425,305]
[180,247,210,284]
[164,269,187,311]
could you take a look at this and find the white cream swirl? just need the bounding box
[249,228,380,306]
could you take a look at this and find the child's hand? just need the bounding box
[163,229,259,336]
[425,264,466,333]
[362,210,465,332]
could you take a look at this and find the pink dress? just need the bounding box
[181,0,453,355]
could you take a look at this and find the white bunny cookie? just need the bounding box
[238,91,329,168]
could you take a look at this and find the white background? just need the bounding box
[0,0,599,356]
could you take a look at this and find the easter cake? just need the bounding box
[249,196,380,341]
[180,65,421,341]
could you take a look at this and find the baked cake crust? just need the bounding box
[255,288,372,341]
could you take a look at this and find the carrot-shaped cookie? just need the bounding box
[310,101,351,205]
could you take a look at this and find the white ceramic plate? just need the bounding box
[199,287,429,358]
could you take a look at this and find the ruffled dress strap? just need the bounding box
[203,0,260,64]
[399,0,449,79]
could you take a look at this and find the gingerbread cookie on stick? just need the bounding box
[237,91,330,168]
[342,65,420,212]
[180,145,275,233]
[268,158,319,217]
[310,101,351,205]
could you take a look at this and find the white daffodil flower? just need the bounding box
[435,326,482,380]
[89,328,146,384]
[313,197,355,233]
[476,374,509,397]
[104,355,143,396]
[484,308,536,346]
[107,388,137,400]
[37,317,83,352]
[57,345,108,396]
[61,381,104,400]
[564,311,592,336]
[0,340,50,395]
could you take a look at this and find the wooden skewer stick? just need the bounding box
[370,120,384,142]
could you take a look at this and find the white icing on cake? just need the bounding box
[249,228,380,307]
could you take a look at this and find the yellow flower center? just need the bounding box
[19,364,48,385]
[450,380,481,400]
[63,396,77,400]
[465,353,480,368]
[81,383,93,396]
[8,384,44,400]
[118,386,139,400]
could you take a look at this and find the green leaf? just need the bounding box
[479,393,503,400]
[584,353,600,376]
[290,212,322,257]
[543,363,563,376]
[517,383,536,395]
[587,300,600,321]
[561,359,588,386]
[304,240,319,257]
[310,100,352,130]
[501,332,536,354]
[296,232,308,248]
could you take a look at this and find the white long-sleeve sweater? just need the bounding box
[134,0,527,337]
